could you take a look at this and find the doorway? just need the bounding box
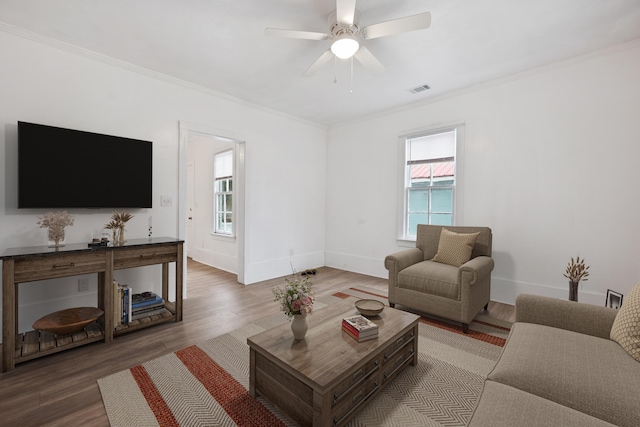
[178,121,245,286]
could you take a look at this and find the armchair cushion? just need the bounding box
[432,228,480,267]
[611,281,640,362]
[398,260,459,300]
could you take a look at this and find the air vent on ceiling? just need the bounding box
[409,84,431,94]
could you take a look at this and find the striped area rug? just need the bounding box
[98,289,510,426]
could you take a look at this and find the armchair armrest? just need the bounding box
[384,248,423,276]
[459,256,494,285]
[515,294,618,339]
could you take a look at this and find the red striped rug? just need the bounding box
[98,291,510,427]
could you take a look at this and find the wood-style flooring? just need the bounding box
[0,260,515,426]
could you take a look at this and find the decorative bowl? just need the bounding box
[32,307,104,335]
[355,299,385,317]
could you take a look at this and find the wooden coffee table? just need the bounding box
[247,298,420,427]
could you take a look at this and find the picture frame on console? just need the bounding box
[605,289,623,309]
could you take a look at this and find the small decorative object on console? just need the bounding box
[37,210,74,248]
[563,256,590,302]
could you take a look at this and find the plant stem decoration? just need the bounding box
[37,211,74,248]
[107,211,133,245]
[563,256,590,302]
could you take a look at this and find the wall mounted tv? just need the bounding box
[18,121,153,209]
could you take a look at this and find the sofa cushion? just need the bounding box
[397,260,459,300]
[611,281,640,362]
[488,322,640,427]
[469,381,616,427]
[432,228,480,267]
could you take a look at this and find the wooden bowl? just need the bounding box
[33,307,104,335]
[355,299,385,317]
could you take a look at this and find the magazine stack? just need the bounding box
[131,291,165,320]
[342,314,379,342]
[113,281,132,326]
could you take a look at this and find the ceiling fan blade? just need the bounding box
[362,12,431,40]
[336,0,357,26]
[354,46,385,74]
[265,28,328,40]
[303,50,334,77]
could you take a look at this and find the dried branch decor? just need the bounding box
[106,211,134,244]
[37,211,74,248]
[563,256,590,302]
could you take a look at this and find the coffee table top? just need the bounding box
[247,298,420,391]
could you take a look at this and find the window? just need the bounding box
[213,150,233,236]
[400,126,461,239]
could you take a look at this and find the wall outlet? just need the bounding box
[161,195,173,207]
[78,278,89,292]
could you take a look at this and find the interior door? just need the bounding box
[186,162,195,258]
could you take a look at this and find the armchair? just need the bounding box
[385,225,494,333]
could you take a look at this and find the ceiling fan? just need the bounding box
[265,0,431,77]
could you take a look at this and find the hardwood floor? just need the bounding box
[0,260,514,426]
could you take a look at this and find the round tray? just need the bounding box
[355,299,385,317]
[32,307,104,335]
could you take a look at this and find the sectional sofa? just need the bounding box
[469,293,640,426]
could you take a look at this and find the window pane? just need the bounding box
[432,161,454,186]
[408,189,429,213]
[408,213,429,236]
[431,213,452,226]
[228,179,233,191]
[216,194,223,211]
[217,213,224,230]
[431,188,453,213]
[214,180,221,192]
[225,194,232,211]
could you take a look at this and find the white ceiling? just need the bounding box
[1,0,640,126]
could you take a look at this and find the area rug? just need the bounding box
[98,290,510,426]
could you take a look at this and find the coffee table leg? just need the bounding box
[249,348,257,397]
[313,389,332,426]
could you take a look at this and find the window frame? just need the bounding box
[397,123,465,244]
[212,149,234,237]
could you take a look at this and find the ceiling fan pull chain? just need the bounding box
[334,56,338,83]
[350,57,354,94]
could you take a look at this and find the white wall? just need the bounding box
[0,29,327,335]
[326,40,640,306]
[186,134,238,273]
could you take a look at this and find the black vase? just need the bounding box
[569,281,579,302]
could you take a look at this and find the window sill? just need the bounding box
[396,238,416,248]
[210,233,235,242]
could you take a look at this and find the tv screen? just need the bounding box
[18,121,153,209]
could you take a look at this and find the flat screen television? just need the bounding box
[18,121,153,209]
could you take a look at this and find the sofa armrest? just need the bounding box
[459,256,494,285]
[384,248,423,277]
[515,294,619,339]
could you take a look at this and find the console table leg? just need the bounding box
[2,259,16,372]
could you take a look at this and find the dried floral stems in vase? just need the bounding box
[563,256,590,302]
[106,211,134,245]
[37,211,74,248]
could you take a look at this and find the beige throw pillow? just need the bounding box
[432,228,480,267]
[611,281,640,362]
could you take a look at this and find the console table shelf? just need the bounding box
[2,237,184,372]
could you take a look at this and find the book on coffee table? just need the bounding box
[342,315,378,342]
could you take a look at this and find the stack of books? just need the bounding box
[113,281,132,326]
[342,314,379,342]
[131,292,165,320]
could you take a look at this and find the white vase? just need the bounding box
[291,314,308,340]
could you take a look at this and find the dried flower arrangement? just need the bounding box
[37,211,74,247]
[273,270,314,318]
[106,211,134,244]
[563,256,590,301]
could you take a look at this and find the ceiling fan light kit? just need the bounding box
[331,36,359,59]
[266,0,431,79]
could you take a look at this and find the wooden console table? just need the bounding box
[1,237,183,372]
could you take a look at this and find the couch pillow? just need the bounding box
[611,281,640,362]
[432,228,480,267]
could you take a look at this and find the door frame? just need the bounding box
[178,121,246,284]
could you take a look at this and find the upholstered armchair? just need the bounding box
[385,225,494,333]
